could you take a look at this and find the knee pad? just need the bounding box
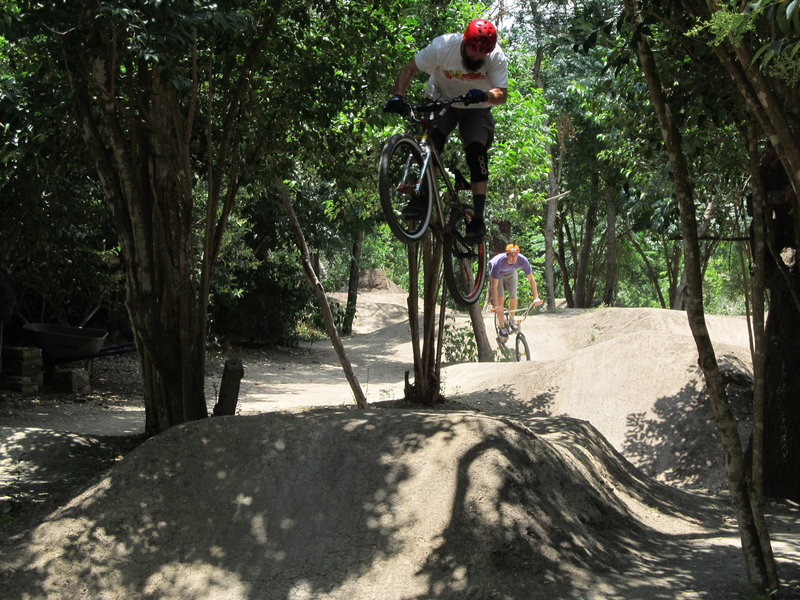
[465,141,489,183]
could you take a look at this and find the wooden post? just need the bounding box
[212,358,244,416]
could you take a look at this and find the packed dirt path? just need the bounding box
[1,290,798,599]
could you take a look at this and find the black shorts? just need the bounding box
[432,107,495,149]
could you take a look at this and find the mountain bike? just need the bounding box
[378,95,487,307]
[494,306,533,361]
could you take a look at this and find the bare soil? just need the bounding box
[0,290,798,599]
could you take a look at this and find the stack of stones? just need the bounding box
[1,346,43,394]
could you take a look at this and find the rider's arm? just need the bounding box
[391,59,421,96]
[527,272,542,304]
[486,87,508,106]
[491,277,502,308]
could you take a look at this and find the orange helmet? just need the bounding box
[505,244,520,254]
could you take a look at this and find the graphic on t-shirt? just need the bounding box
[442,70,488,81]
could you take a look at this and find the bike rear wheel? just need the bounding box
[515,332,531,361]
[378,134,434,243]
[443,203,487,307]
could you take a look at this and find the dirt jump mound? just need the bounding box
[3,408,765,600]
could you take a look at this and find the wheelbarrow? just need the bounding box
[22,323,135,364]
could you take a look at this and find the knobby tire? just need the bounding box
[442,203,487,307]
[515,332,531,361]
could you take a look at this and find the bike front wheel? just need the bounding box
[515,332,531,361]
[443,203,487,307]
[378,134,434,243]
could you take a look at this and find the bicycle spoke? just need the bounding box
[378,135,433,243]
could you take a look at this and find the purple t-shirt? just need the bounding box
[490,253,532,279]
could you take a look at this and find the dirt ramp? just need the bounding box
[444,326,752,491]
[2,409,728,600]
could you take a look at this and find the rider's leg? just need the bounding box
[466,156,487,218]
[505,273,519,329]
[459,109,494,240]
[496,276,507,330]
[508,297,519,328]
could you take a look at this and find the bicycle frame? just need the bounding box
[379,95,488,306]
[411,103,463,233]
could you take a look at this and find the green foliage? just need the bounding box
[494,343,515,362]
[702,242,748,315]
[689,7,756,45]
[361,226,412,292]
[491,82,553,221]
[442,316,478,363]
[0,25,124,328]
[210,244,315,346]
[690,1,800,84]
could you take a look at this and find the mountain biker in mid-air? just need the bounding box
[491,244,543,337]
[383,18,509,243]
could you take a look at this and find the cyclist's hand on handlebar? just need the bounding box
[383,94,409,114]
[463,89,488,106]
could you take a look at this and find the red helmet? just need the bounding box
[464,19,498,54]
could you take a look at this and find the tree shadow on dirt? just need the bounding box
[622,361,752,492]
[0,427,143,533]
[449,382,556,417]
[407,414,754,599]
[3,407,777,600]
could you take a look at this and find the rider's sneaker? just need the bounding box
[508,321,519,332]
[465,218,485,242]
[498,327,509,338]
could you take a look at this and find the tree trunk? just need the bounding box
[623,0,777,592]
[407,243,422,399]
[212,358,245,417]
[59,2,281,433]
[418,234,444,405]
[556,212,575,307]
[574,196,598,307]
[665,241,683,309]
[758,154,800,503]
[342,230,363,336]
[762,273,800,502]
[603,185,619,306]
[544,152,561,310]
[627,233,667,308]
[66,55,209,434]
[691,1,800,508]
[469,301,493,362]
[278,185,366,409]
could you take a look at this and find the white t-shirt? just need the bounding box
[414,33,509,109]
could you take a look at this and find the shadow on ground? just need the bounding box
[3,409,786,600]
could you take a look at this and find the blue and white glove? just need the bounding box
[463,89,489,105]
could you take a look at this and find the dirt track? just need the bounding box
[1,291,799,599]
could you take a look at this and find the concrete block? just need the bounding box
[51,367,91,394]
[0,376,39,395]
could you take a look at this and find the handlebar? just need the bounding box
[403,95,470,124]
[492,301,544,320]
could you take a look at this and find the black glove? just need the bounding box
[383,94,409,114]
[463,88,488,106]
